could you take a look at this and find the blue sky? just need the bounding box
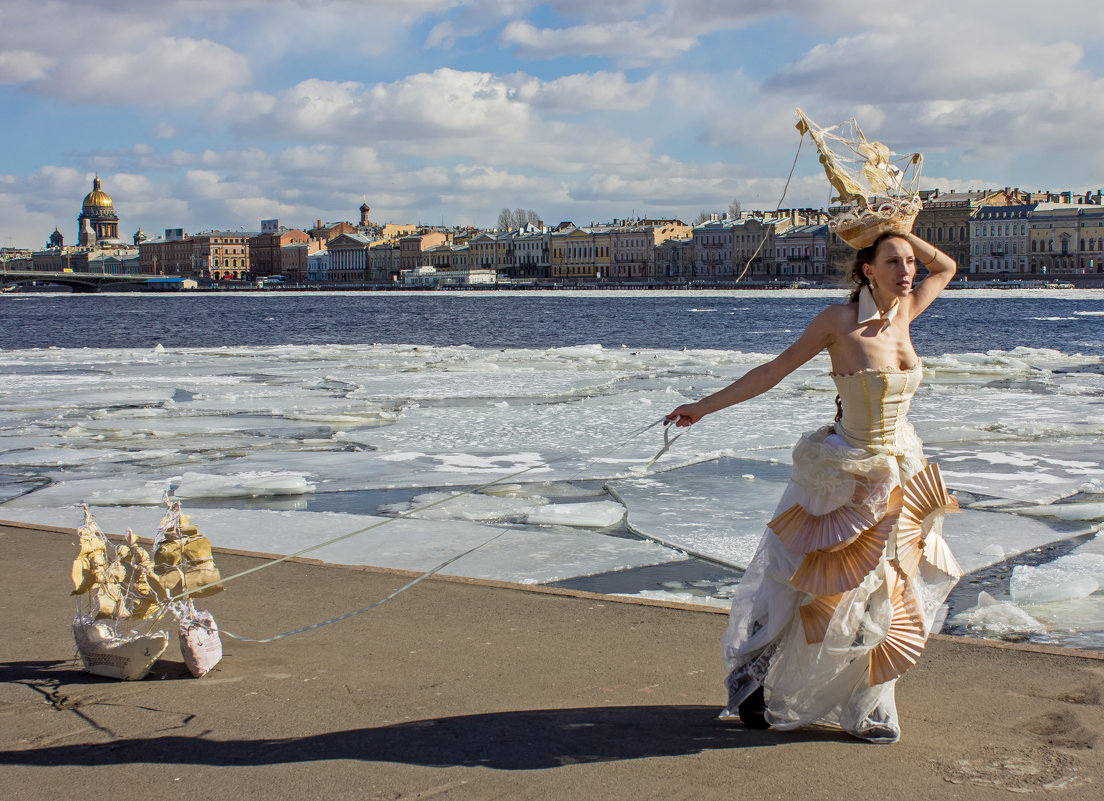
[2,1,1102,248]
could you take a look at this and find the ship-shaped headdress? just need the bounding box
[795,109,923,249]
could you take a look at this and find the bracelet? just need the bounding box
[922,251,938,267]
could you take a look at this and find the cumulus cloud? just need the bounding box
[509,71,660,112]
[766,33,1084,105]
[37,37,251,107]
[501,20,697,66]
[148,122,178,139]
[0,0,456,109]
[0,50,53,84]
[213,71,526,142]
[6,135,796,243]
[495,1,827,65]
[209,69,654,171]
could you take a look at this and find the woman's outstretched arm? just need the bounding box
[665,306,839,426]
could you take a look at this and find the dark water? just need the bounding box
[2,292,1103,354]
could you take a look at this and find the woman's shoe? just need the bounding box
[737,686,770,730]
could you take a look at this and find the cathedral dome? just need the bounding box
[82,177,114,211]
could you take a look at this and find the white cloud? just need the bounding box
[5,135,805,244]
[510,71,659,112]
[500,20,697,66]
[210,69,654,172]
[37,37,250,107]
[0,0,457,110]
[766,33,1084,104]
[149,122,178,139]
[0,50,53,84]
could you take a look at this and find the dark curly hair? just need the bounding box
[847,231,910,302]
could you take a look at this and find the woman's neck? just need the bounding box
[869,284,898,313]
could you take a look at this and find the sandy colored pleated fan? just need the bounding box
[868,572,926,686]
[790,525,889,596]
[894,518,924,578]
[901,463,959,525]
[799,593,843,644]
[897,464,959,577]
[768,502,879,554]
[922,531,962,578]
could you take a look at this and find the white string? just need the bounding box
[213,417,686,643]
[734,134,804,284]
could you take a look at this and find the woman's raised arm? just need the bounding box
[905,233,956,319]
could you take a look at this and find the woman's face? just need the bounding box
[863,237,916,298]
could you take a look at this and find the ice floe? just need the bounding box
[1010,553,1104,604]
[949,591,1046,635]
[0,504,683,585]
[2,342,1104,644]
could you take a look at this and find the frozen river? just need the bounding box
[2,289,1104,648]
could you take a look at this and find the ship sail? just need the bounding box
[795,109,923,249]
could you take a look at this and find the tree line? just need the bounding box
[496,208,542,230]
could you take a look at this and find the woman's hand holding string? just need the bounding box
[665,402,705,427]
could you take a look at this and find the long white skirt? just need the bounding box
[720,424,959,738]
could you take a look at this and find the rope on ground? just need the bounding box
[211,416,689,643]
[220,529,510,643]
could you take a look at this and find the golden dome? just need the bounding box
[82,177,114,210]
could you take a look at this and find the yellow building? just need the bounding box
[551,226,606,281]
[468,231,509,270]
[381,223,418,240]
[1029,204,1104,274]
[590,226,612,279]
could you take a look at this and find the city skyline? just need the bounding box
[2,1,1103,249]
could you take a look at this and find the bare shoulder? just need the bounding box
[786,300,853,354]
[814,300,857,331]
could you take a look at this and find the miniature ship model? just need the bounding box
[70,507,169,680]
[70,501,224,680]
[153,500,224,598]
[795,109,924,249]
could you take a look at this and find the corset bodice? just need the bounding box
[831,363,923,450]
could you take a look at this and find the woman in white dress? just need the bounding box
[666,231,960,743]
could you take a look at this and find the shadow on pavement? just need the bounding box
[0,703,855,769]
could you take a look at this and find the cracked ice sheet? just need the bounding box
[608,458,793,569]
[607,458,1096,573]
[336,366,836,480]
[4,343,1104,584]
[926,443,1104,504]
[2,469,314,508]
[0,449,564,509]
[0,505,685,584]
[1007,538,1104,647]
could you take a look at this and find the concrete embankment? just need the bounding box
[3,520,1104,800]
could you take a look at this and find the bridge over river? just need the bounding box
[0,270,183,293]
